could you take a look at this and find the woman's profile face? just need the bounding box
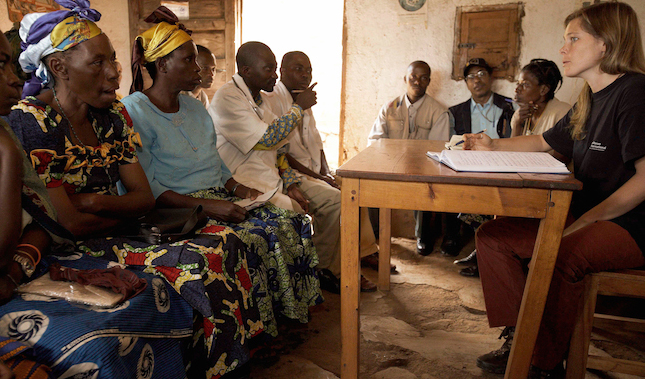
[162,41,201,92]
[515,70,544,104]
[63,33,119,109]
[560,17,606,79]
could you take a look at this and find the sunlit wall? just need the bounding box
[241,0,343,169]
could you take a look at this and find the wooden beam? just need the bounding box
[587,356,645,376]
[357,179,549,218]
[224,0,236,82]
[338,0,349,166]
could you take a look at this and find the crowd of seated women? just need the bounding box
[0,1,323,378]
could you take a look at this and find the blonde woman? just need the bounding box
[464,2,645,377]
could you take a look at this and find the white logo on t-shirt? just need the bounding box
[589,141,607,152]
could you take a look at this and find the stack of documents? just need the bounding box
[426,150,570,174]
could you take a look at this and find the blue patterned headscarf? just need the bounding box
[18,0,101,98]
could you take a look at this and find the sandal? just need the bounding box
[361,275,377,292]
[361,253,397,273]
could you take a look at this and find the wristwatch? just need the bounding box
[13,254,35,278]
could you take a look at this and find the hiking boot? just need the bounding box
[476,326,515,374]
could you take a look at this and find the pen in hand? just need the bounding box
[454,129,487,146]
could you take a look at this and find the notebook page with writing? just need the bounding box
[426,150,570,174]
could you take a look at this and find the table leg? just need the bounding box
[378,208,392,290]
[341,178,361,379]
[505,190,572,379]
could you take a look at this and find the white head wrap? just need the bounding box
[18,13,58,89]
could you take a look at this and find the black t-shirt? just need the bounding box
[543,72,645,253]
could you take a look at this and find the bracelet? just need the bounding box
[230,183,242,196]
[6,272,19,287]
[17,243,41,265]
[16,250,36,268]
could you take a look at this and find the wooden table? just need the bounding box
[336,139,582,379]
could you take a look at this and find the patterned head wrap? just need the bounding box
[18,0,102,98]
[130,6,192,93]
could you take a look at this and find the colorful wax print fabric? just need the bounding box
[0,254,192,379]
[189,188,323,337]
[76,231,263,379]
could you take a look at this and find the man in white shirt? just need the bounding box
[264,51,337,187]
[368,61,450,256]
[210,43,376,293]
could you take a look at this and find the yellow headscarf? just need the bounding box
[136,22,192,63]
[50,16,102,51]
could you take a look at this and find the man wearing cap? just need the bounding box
[367,61,450,256]
[446,58,515,276]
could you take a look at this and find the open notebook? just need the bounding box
[426,150,570,174]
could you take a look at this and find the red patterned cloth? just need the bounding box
[49,263,147,301]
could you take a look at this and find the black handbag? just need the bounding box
[123,206,208,245]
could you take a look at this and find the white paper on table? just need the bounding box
[426,150,570,174]
[234,186,280,210]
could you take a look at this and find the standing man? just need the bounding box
[448,58,515,276]
[210,42,376,293]
[183,45,217,108]
[368,61,450,256]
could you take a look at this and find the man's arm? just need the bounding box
[255,84,318,150]
[367,103,390,145]
[285,152,338,189]
[277,153,309,212]
[253,104,304,149]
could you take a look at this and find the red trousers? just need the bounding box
[476,217,645,369]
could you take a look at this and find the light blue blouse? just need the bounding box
[121,92,232,198]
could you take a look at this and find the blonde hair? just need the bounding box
[564,2,645,139]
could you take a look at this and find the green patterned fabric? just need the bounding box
[189,187,323,336]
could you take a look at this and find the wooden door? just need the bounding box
[452,3,523,81]
[128,0,241,98]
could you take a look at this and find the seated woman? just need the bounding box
[0,31,58,378]
[465,2,645,377]
[0,25,193,379]
[510,59,570,137]
[7,3,261,377]
[123,8,323,338]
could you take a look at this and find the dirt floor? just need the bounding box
[251,237,645,379]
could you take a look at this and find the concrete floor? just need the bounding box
[251,237,645,379]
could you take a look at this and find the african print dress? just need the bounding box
[7,97,263,379]
[121,92,323,337]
